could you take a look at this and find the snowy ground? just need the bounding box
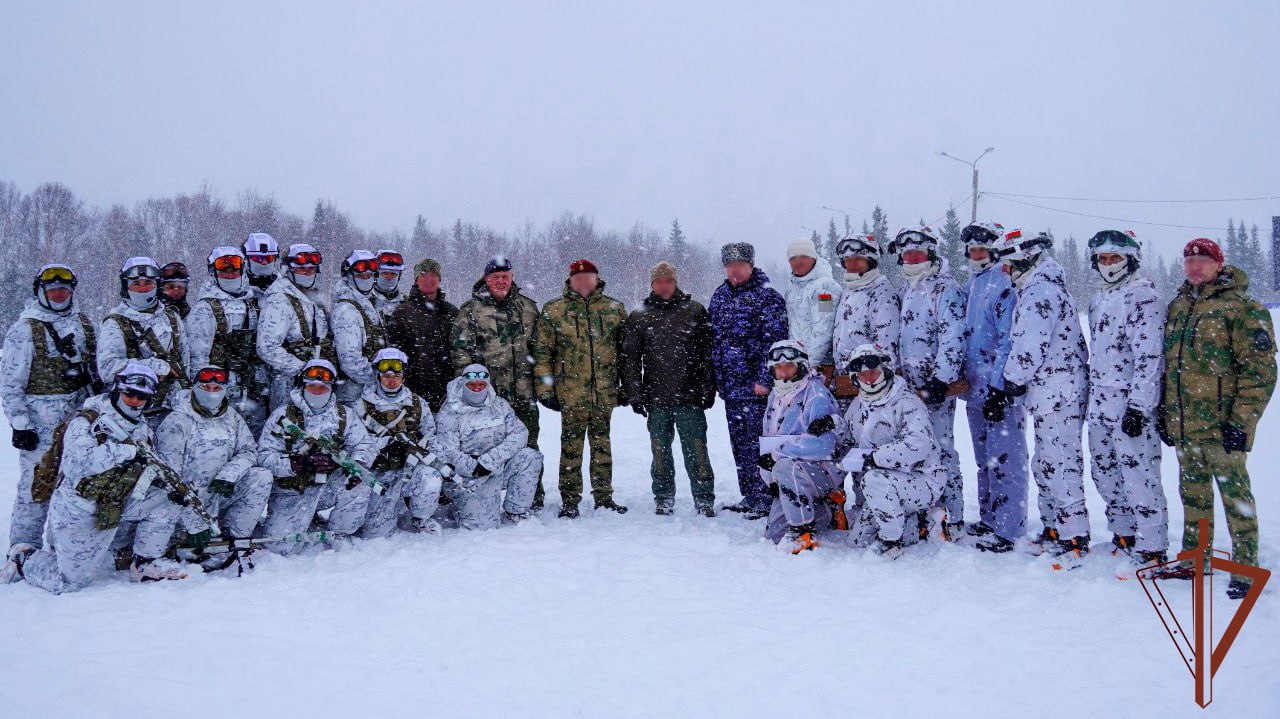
[1,389,1278,717]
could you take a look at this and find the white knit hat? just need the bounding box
[787,237,818,260]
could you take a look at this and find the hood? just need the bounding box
[1178,264,1248,299]
[643,289,690,308]
[289,387,336,416]
[334,278,378,313]
[108,299,165,323]
[266,273,323,305]
[19,297,81,323]
[789,258,835,288]
[470,278,524,305]
[1023,255,1067,289]
[197,280,251,303]
[443,374,497,412]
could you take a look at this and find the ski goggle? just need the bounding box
[847,354,888,373]
[1087,230,1140,250]
[247,253,278,265]
[161,263,189,283]
[374,358,405,374]
[767,346,805,363]
[836,237,877,257]
[349,258,379,274]
[462,369,490,381]
[194,367,230,384]
[377,252,404,268]
[114,373,158,396]
[122,264,161,281]
[288,251,323,266]
[211,255,244,272]
[961,226,1000,246]
[301,365,335,383]
[38,266,77,284]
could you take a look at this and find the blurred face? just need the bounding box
[119,391,149,409]
[216,267,243,280]
[465,379,489,393]
[789,256,816,277]
[485,270,513,298]
[378,270,400,284]
[651,276,677,300]
[772,363,798,382]
[725,261,753,285]
[902,249,930,265]
[416,271,441,295]
[842,256,870,274]
[1184,255,1221,284]
[304,382,330,396]
[379,372,404,392]
[128,277,156,293]
[569,272,598,297]
[44,286,72,304]
[161,282,187,301]
[967,246,990,262]
[291,265,317,278]
[1096,252,1125,267]
[858,367,882,386]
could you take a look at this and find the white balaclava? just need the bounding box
[193,381,227,413]
[286,243,321,290]
[121,257,161,311]
[208,246,248,297]
[34,264,76,313]
[344,250,377,295]
[461,363,491,407]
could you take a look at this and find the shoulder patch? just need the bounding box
[1254,328,1273,351]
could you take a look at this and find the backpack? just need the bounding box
[31,408,102,503]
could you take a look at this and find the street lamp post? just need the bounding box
[936,147,995,223]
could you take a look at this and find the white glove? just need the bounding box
[840,447,872,473]
[115,442,139,464]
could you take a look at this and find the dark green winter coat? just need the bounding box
[532,281,627,410]
[1161,265,1277,449]
[621,290,716,409]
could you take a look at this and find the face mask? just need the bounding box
[1007,255,1040,288]
[376,274,400,294]
[127,288,158,310]
[772,377,803,395]
[216,274,247,296]
[900,261,935,285]
[856,370,892,403]
[38,285,74,313]
[842,266,878,290]
[352,275,375,294]
[194,385,226,413]
[290,269,317,290]
[113,393,145,422]
[302,385,331,411]
[463,384,489,406]
[967,251,994,274]
[1096,259,1131,286]
[247,260,278,278]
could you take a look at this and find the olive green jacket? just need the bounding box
[451,279,540,404]
[532,281,627,409]
[1161,265,1277,449]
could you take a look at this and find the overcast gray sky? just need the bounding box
[2,1,1278,261]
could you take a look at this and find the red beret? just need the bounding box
[1183,238,1223,264]
[569,259,599,276]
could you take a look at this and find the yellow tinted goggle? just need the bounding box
[374,359,404,374]
[39,266,76,284]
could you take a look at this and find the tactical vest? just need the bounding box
[203,296,265,397]
[278,402,348,492]
[24,314,97,396]
[362,397,423,471]
[335,297,389,365]
[106,308,185,405]
[282,294,337,366]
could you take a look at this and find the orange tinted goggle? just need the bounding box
[302,365,335,383]
[212,255,244,272]
[289,252,322,266]
[248,253,278,265]
[195,367,230,384]
[377,252,404,267]
[350,259,379,274]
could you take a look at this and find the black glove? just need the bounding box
[472,462,492,478]
[291,453,338,475]
[186,529,212,549]
[982,386,1009,423]
[11,429,38,451]
[1222,424,1248,454]
[700,394,716,410]
[632,403,647,417]
[757,453,776,472]
[208,479,236,498]
[768,482,780,499]
[1155,407,1174,447]
[1004,382,1027,397]
[807,415,836,436]
[539,395,561,412]
[166,489,190,506]
[919,377,950,409]
[1121,407,1148,438]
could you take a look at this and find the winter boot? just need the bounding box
[1024,527,1058,556]
[973,533,1015,553]
[414,517,443,534]
[1227,578,1252,600]
[694,501,715,518]
[786,523,819,554]
[130,556,188,582]
[1117,550,1167,580]
[655,499,674,516]
[595,498,628,514]
[1047,534,1090,572]
[558,504,580,519]
[965,522,994,538]
[872,537,905,560]
[0,543,35,583]
[723,500,756,514]
[501,511,530,526]
[942,521,965,543]
[1107,534,1136,557]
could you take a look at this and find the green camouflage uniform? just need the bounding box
[1161,265,1276,582]
[532,281,627,507]
[452,279,545,501]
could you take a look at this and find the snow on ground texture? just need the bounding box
[1,382,1278,717]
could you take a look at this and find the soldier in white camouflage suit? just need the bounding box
[435,364,541,529]
[331,250,388,405]
[255,243,334,412]
[1086,230,1169,572]
[893,225,967,538]
[832,234,900,377]
[986,230,1092,569]
[354,348,447,537]
[1,265,99,582]
[371,249,407,320]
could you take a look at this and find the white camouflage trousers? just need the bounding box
[763,458,842,543]
[442,448,540,530]
[1028,382,1090,540]
[181,466,274,540]
[262,471,373,553]
[1087,391,1167,553]
[853,466,940,543]
[359,463,444,538]
[927,398,963,525]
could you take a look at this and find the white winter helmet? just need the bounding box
[371,347,408,373]
[342,249,378,275]
[119,256,161,305]
[993,230,1052,287]
[961,221,1004,249]
[766,339,810,369]
[836,234,881,259]
[243,232,279,256]
[846,343,894,400]
[298,358,337,385]
[285,243,322,267]
[892,225,940,264]
[113,361,160,397]
[1088,229,1142,285]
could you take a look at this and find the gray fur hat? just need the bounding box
[720,242,755,267]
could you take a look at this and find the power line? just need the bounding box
[928,195,971,227]
[985,190,1280,204]
[984,194,1229,231]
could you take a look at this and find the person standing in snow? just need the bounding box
[533,259,629,518]
[837,344,945,559]
[387,258,459,413]
[622,261,717,517]
[258,359,375,553]
[255,243,335,412]
[97,256,191,426]
[1159,237,1276,599]
[371,249,407,320]
[19,364,191,590]
[186,246,270,437]
[783,237,842,380]
[158,262,191,319]
[958,221,1029,553]
[986,230,1091,569]
[831,234,900,400]
[710,242,789,518]
[451,255,545,508]
[331,250,389,405]
[155,364,273,557]
[0,265,99,582]
[757,340,842,553]
[435,364,542,529]
[242,232,282,296]
[354,348,447,536]
[893,225,967,539]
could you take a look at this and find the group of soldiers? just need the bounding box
[0,221,1273,600]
